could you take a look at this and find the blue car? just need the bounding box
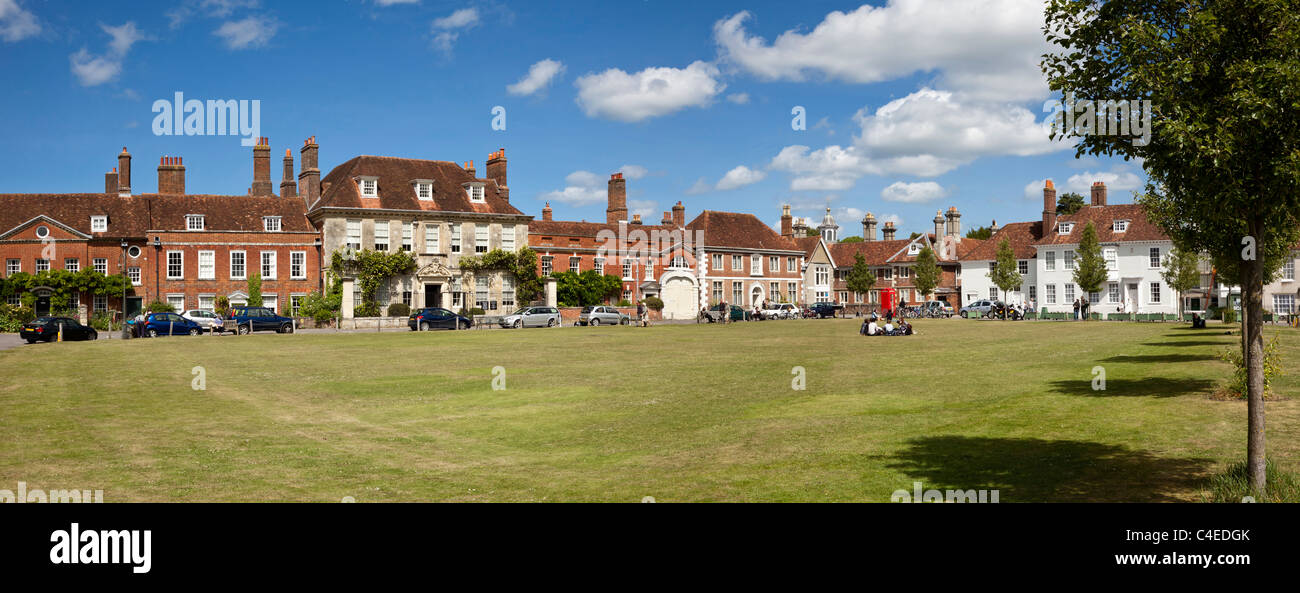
[139,312,205,337]
[408,307,472,331]
[226,306,296,334]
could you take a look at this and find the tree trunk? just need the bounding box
[1243,219,1267,495]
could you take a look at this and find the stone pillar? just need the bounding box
[341,278,355,319]
[544,277,558,308]
[442,285,452,309]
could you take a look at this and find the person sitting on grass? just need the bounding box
[865,315,880,336]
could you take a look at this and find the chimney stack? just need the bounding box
[299,136,321,205]
[863,212,877,241]
[105,168,118,194]
[661,211,673,225]
[280,149,297,198]
[1090,181,1107,206]
[632,214,643,225]
[157,156,186,195]
[672,201,685,228]
[780,204,793,237]
[933,210,945,240]
[117,147,132,196]
[991,219,999,234]
[542,202,553,222]
[945,206,961,237]
[606,172,628,224]
[486,149,507,201]
[882,221,896,241]
[250,137,273,196]
[1043,180,1057,233]
[463,160,475,177]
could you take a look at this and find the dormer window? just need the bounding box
[908,243,921,255]
[358,176,379,198]
[1058,222,1074,235]
[464,182,486,203]
[413,180,434,201]
[263,216,282,232]
[186,215,205,231]
[1114,219,1129,233]
[91,216,108,233]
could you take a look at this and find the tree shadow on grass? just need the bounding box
[1047,377,1216,398]
[886,436,1212,502]
[1140,341,1232,348]
[1099,353,1217,363]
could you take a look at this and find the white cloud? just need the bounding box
[1023,170,1145,201]
[618,165,649,180]
[575,61,725,122]
[375,0,419,5]
[430,8,478,54]
[214,15,277,49]
[714,165,767,191]
[726,92,749,104]
[628,199,658,220]
[542,170,607,206]
[685,177,712,195]
[714,2,1050,102]
[881,181,947,203]
[167,0,260,29]
[770,88,1065,190]
[507,59,565,96]
[0,0,40,42]
[69,22,147,86]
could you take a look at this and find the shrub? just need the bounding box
[146,300,175,313]
[1218,335,1283,399]
[215,295,230,316]
[1205,459,1300,503]
[355,301,381,318]
[616,299,632,307]
[90,311,117,331]
[0,304,35,332]
[1222,307,1238,324]
[387,303,411,317]
[642,296,664,311]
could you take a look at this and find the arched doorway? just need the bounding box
[659,271,698,320]
[750,285,764,309]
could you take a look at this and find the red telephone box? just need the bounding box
[879,288,897,314]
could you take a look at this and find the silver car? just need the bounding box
[181,309,224,332]
[499,306,561,328]
[578,305,629,326]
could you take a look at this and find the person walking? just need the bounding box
[637,301,648,327]
[1072,298,1080,321]
[719,299,727,324]
[1081,297,1090,321]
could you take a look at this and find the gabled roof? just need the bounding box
[312,155,523,216]
[0,193,314,238]
[791,235,822,257]
[529,220,675,238]
[686,210,801,252]
[1034,203,1167,245]
[962,221,1043,260]
[0,194,153,238]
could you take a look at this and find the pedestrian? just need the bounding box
[637,301,647,327]
[719,299,727,324]
[1081,298,1090,320]
[1072,298,1080,320]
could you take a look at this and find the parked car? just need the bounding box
[182,309,225,332]
[408,307,472,331]
[139,312,205,337]
[761,303,800,319]
[499,306,561,328]
[702,304,751,322]
[922,301,954,318]
[225,306,295,334]
[959,300,1001,318]
[19,316,99,343]
[808,302,843,318]
[578,306,630,326]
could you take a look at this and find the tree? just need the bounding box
[988,238,1022,319]
[1162,247,1202,321]
[912,245,941,301]
[1056,192,1086,215]
[553,271,622,307]
[844,253,876,304]
[1072,222,1109,316]
[804,228,819,237]
[839,235,864,243]
[965,226,994,240]
[247,272,263,307]
[1043,0,1300,493]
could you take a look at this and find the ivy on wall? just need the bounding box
[330,249,417,317]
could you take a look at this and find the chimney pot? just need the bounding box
[606,172,628,224]
[1043,179,1058,232]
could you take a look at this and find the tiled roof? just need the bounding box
[686,210,801,252]
[0,193,314,237]
[1034,203,1167,245]
[0,194,153,237]
[828,239,913,267]
[962,221,1043,260]
[145,195,315,232]
[313,155,524,216]
[791,236,821,256]
[529,220,674,237]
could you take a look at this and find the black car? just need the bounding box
[226,306,295,334]
[808,302,843,318]
[409,307,472,330]
[20,317,99,343]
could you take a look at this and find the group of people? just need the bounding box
[1071,298,1091,320]
[860,312,913,336]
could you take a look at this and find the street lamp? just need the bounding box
[119,240,128,337]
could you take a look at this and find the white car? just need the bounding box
[761,303,800,319]
[181,309,224,332]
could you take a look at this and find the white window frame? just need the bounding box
[401,222,413,252]
[167,251,184,279]
[186,214,205,231]
[291,251,306,280]
[93,258,107,275]
[64,258,79,272]
[5,259,18,275]
[198,250,215,280]
[1045,251,1056,271]
[750,254,762,276]
[359,176,379,198]
[230,250,247,280]
[1045,283,1057,304]
[475,225,489,253]
[128,266,141,285]
[374,220,390,251]
[1064,250,1075,271]
[1149,282,1161,303]
[263,216,282,232]
[1149,247,1162,269]
[732,255,743,271]
[502,225,515,251]
[1104,247,1117,270]
[451,225,462,253]
[424,223,440,253]
[90,216,108,232]
[1114,220,1129,233]
[415,181,433,201]
[346,219,362,250]
[261,251,277,280]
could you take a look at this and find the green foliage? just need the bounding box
[844,253,876,295]
[247,272,263,307]
[0,270,133,309]
[1220,335,1282,399]
[0,304,35,332]
[965,226,994,240]
[331,249,417,317]
[988,238,1023,305]
[460,247,542,305]
[1162,247,1202,317]
[553,270,622,307]
[912,245,941,298]
[387,303,411,317]
[1072,222,1108,295]
[616,300,632,307]
[1056,192,1085,215]
[839,236,864,243]
[89,311,117,331]
[642,296,664,311]
[1206,459,1300,503]
[804,228,819,237]
[147,300,175,313]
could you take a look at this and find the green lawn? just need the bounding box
[1,318,1296,502]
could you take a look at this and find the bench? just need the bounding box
[474,315,503,329]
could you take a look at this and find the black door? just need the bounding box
[425,285,441,308]
[35,296,50,316]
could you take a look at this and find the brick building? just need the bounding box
[0,142,321,318]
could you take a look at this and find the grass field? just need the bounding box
[1,318,1297,502]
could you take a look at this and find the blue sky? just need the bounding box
[0,0,1146,235]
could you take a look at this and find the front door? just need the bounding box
[425,284,441,308]
[125,297,143,318]
[1127,283,1139,313]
